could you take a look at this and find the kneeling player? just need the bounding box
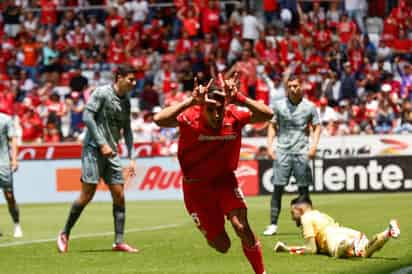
[154,75,272,274]
[274,196,400,258]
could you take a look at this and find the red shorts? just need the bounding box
[182,172,247,242]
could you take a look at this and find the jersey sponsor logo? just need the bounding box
[198,134,237,141]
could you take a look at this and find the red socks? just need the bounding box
[242,240,265,274]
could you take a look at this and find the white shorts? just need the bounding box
[325,226,363,257]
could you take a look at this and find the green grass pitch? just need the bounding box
[0,193,410,274]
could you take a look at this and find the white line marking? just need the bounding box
[392,266,412,274]
[0,223,183,248]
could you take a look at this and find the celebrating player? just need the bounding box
[274,196,400,258]
[57,65,138,253]
[0,113,23,238]
[263,74,321,236]
[153,74,273,274]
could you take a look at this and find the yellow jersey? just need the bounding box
[301,210,339,253]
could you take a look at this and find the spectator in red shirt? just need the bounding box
[314,23,332,52]
[202,33,216,60]
[142,19,167,52]
[154,59,177,95]
[175,31,194,56]
[178,4,200,39]
[227,49,259,99]
[43,115,62,143]
[390,0,410,29]
[263,0,278,25]
[0,86,15,115]
[201,0,220,34]
[279,42,303,74]
[306,47,326,75]
[67,25,89,50]
[217,24,232,54]
[299,14,315,48]
[338,13,357,46]
[391,28,412,55]
[254,32,267,60]
[107,34,127,66]
[348,38,365,72]
[164,82,187,106]
[382,15,398,47]
[105,6,124,36]
[128,47,149,94]
[21,35,39,81]
[20,101,43,143]
[119,17,140,49]
[40,0,57,27]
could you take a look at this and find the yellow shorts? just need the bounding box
[325,226,363,257]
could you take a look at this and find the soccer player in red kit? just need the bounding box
[154,75,272,274]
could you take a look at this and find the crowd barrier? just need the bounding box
[17,135,412,160]
[2,154,412,204]
[4,135,412,203]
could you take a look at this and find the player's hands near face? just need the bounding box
[274,241,289,252]
[11,160,18,172]
[192,77,215,105]
[220,72,239,102]
[307,147,317,160]
[100,144,115,158]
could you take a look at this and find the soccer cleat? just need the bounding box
[263,225,278,236]
[57,232,69,253]
[13,224,23,238]
[353,234,369,257]
[112,243,139,253]
[388,219,400,239]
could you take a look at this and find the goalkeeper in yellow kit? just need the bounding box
[274,196,400,258]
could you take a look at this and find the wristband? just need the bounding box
[234,93,247,104]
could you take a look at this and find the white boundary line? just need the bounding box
[0,223,182,248]
[392,266,412,274]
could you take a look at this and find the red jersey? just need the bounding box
[107,41,126,64]
[177,104,251,181]
[175,37,193,55]
[263,0,277,11]
[338,20,356,44]
[217,31,231,53]
[40,0,57,25]
[201,7,220,34]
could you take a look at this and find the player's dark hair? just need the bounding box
[114,65,136,82]
[207,84,225,103]
[291,196,312,207]
[287,75,300,83]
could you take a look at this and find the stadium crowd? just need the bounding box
[1,0,412,148]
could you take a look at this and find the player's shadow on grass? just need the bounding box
[77,249,116,253]
[366,256,399,261]
[273,233,300,236]
[78,248,143,253]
